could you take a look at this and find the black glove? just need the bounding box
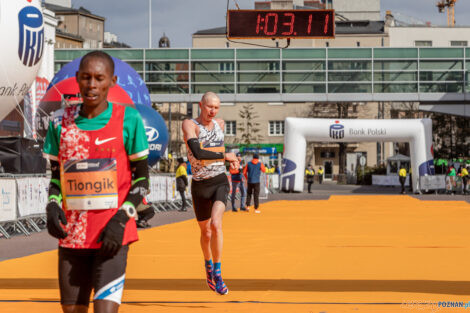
[97,210,129,257]
[138,206,155,222]
[46,201,68,239]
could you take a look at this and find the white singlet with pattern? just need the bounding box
[187,119,225,181]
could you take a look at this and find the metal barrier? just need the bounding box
[0,173,193,239]
[445,176,469,194]
[419,175,446,192]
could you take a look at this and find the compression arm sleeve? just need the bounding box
[186,138,224,160]
[125,158,150,211]
[48,160,62,201]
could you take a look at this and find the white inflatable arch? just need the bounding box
[281,118,434,193]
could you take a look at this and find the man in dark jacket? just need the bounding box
[176,158,189,211]
[243,154,266,213]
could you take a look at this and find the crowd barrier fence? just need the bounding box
[0,173,193,239]
[0,172,283,239]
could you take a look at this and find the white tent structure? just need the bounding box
[281,118,434,193]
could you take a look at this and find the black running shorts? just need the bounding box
[58,245,129,306]
[191,173,230,221]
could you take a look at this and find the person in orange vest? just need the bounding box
[229,153,247,212]
[243,154,266,213]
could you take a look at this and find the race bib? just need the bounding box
[61,158,118,210]
[201,140,225,166]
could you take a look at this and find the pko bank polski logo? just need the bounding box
[18,5,44,67]
[329,121,344,139]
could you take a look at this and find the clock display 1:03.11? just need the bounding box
[227,10,335,39]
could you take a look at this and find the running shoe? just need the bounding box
[213,271,229,295]
[205,263,216,291]
[254,209,261,214]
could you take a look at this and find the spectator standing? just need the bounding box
[399,166,407,194]
[229,153,247,212]
[176,158,189,211]
[461,165,468,195]
[305,165,315,193]
[318,167,324,184]
[243,154,266,213]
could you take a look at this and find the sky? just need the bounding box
[69,0,470,48]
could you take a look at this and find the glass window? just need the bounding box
[269,121,285,136]
[451,41,468,47]
[192,84,235,94]
[147,84,189,94]
[191,49,234,59]
[374,83,418,93]
[192,62,234,72]
[374,48,418,59]
[192,73,234,83]
[420,61,463,70]
[146,73,188,83]
[237,49,280,59]
[282,49,326,59]
[283,72,325,82]
[415,41,432,47]
[328,72,371,82]
[328,83,372,93]
[146,49,189,60]
[419,71,464,82]
[238,61,280,71]
[146,62,189,71]
[420,83,463,93]
[373,61,417,71]
[225,121,236,136]
[238,84,280,93]
[283,61,325,71]
[219,62,234,72]
[283,83,326,93]
[374,72,417,82]
[103,49,144,60]
[419,48,464,58]
[328,61,371,70]
[328,48,372,59]
[238,72,280,83]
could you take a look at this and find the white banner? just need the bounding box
[0,179,17,222]
[372,175,410,186]
[167,176,176,202]
[148,175,169,202]
[420,175,446,190]
[16,177,48,217]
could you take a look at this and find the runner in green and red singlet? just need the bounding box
[43,51,151,313]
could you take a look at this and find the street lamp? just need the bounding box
[148,0,152,48]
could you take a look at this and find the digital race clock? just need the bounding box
[227,10,335,39]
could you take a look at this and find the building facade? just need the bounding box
[45,3,105,49]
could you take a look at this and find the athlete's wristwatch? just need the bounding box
[120,203,137,219]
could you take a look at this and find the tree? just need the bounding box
[237,103,263,145]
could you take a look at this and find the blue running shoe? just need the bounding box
[213,264,229,295]
[205,260,216,292]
